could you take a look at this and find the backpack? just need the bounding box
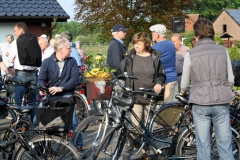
[17,33,42,67]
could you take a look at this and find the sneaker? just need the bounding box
[77,146,83,151]
[68,130,73,138]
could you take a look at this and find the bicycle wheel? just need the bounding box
[176,125,240,159]
[15,134,82,160]
[72,114,115,160]
[2,119,34,160]
[92,125,127,160]
[74,92,90,131]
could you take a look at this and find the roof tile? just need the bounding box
[0,0,69,20]
[226,9,240,25]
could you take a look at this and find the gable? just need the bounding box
[0,0,69,22]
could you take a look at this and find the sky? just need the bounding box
[57,0,76,21]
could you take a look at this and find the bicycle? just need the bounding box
[13,86,82,159]
[92,72,240,160]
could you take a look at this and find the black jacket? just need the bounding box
[120,48,166,89]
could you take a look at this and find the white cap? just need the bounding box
[149,24,167,36]
[55,34,60,38]
[39,34,47,38]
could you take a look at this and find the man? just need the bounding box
[181,19,235,160]
[107,24,128,73]
[6,34,14,68]
[37,37,83,150]
[150,24,178,102]
[171,34,190,92]
[38,36,54,62]
[60,31,81,68]
[11,22,41,106]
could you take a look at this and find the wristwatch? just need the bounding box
[61,86,64,91]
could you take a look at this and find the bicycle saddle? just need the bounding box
[7,105,33,114]
[175,94,189,105]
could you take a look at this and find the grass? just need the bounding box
[82,44,109,56]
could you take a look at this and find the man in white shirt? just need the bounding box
[5,34,15,75]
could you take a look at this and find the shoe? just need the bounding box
[77,146,83,151]
[122,155,131,160]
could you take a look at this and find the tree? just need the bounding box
[187,0,240,21]
[74,0,192,47]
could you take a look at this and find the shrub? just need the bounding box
[234,40,240,48]
[229,46,240,61]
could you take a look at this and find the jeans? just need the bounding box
[192,104,234,160]
[70,105,83,147]
[14,70,38,106]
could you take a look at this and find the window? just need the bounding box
[223,24,227,33]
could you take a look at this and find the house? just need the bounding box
[0,0,69,66]
[213,9,240,47]
[185,14,200,31]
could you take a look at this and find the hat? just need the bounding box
[111,24,129,32]
[55,34,60,38]
[39,34,47,38]
[149,24,167,36]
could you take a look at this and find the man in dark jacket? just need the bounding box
[107,24,128,73]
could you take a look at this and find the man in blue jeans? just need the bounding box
[37,37,83,151]
[11,22,41,106]
[180,19,235,160]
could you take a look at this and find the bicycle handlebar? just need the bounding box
[5,78,24,85]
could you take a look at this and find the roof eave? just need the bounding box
[0,16,69,22]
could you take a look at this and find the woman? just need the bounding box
[120,32,165,160]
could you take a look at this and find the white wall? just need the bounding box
[0,23,16,68]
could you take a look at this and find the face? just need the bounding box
[6,36,13,43]
[116,31,127,40]
[61,42,72,59]
[14,26,24,38]
[151,31,159,41]
[171,36,181,50]
[38,38,48,50]
[134,41,145,53]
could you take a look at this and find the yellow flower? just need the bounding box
[95,55,102,60]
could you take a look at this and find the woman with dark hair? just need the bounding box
[121,32,165,160]
[180,19,235,160]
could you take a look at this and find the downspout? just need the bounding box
[47,17,58,39]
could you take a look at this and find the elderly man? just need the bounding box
[38,36,54,62]
[171,34,190,92]
[107,24,128,74]
[6,34,14,68]
[150,24,178,102]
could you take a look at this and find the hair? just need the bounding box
[50,38,57,49]
[38,37,48,43]
[132,32,152,52]
[193,18,215,40]
[14,22,28,33]
[6,34,14,40]
[172,34,182,41]
[54,37,69,52]
[75,41,82,47]
[60,31,72,41]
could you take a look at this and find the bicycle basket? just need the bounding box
[35,106,74,131]
[86,78,113,100]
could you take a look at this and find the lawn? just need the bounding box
[82,44,109,56]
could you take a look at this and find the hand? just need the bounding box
[39,91,46,96]
[49,86,62,95]
[154,84,162,93]
[6,74,13,79]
